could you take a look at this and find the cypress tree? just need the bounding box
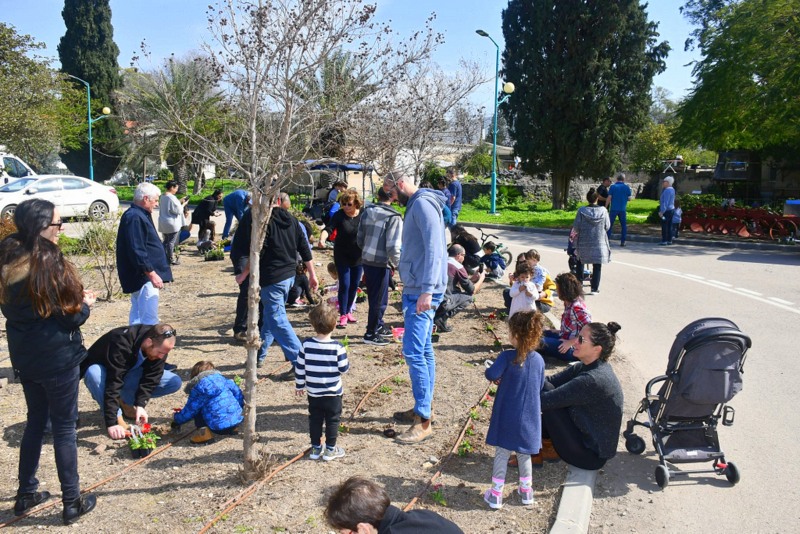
[502,0,669,208]
[58,0,126,180]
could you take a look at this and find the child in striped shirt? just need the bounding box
[295,303,350,461]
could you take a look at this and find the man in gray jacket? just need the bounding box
[357,187,403,346]
[383,171,448,445]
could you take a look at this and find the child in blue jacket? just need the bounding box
[480,241,507,280]
[173,361,244,444]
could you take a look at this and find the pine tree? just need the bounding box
[502,0,669,208]
[58,0,126,180]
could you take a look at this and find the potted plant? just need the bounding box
[127,423,160,459]
[204,244,225,261]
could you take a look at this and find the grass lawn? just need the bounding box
[459,199,658,228]
[113,178,249,204]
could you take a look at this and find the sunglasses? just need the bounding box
[49,220,63,229]
[577,334,590,345]
[151,328,177,340]
[342,202,355,207]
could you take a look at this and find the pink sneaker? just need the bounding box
[337,315,347,329]
[346,313,357,324]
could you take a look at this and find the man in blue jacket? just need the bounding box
[446,167,462,227]
[116,183,173,325]
[383,171,448,444]
[222,189,250,239]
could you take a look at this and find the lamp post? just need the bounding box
[476,29,515,215]
[67,75,111,181]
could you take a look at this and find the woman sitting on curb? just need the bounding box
[540,321,624,470]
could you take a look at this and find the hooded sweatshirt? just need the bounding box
[259,207,313,287]
[572,204,611,265]
[398,189,448,296]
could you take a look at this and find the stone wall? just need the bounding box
[462,176,650,203]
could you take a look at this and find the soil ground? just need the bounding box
[0,245,570,533]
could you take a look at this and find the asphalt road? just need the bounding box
[465,225,800,533]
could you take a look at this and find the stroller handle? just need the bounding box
[645,374,669,397]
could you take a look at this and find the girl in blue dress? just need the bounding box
[483,310,546,509]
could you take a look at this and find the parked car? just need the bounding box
[0,148,37,184]
[0,175,120,220]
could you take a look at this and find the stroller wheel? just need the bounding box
[655,465,670,488]
[724,462,740,485]
[625,435,646,455]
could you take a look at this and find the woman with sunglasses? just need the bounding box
[317,189,364,328]
[0,198,98,524]
[539,321,624,470]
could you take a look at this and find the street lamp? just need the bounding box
[67,74,111,181]
[476,29,515,215]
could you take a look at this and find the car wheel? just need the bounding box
[89,201,109,220]
[1,205,17,221]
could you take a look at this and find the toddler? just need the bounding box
[484,310,545,509]
[173,361,244,444]
[295,303,350,461]
[508,262,537,318]
[527,249,555,313]
[479,241,507,280]
[287,262,316,307]
[672,199,682,239]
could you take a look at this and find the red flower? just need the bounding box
[488,312,497,320]
[141,423,152,433]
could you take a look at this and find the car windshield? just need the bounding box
[0,178,38,192]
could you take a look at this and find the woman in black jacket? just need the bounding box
[0,199,97,524]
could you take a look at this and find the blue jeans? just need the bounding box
[222,205,244,239]
[258,277,301,364]
[83,363,182,417]
[538,331,577,362]
[129,281,159,325]
[401,293,444,420]
[19,366,81,502]
[336,263,363,316]
[363,265,390,335]
[608,210,627,244]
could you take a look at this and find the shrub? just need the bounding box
[157,168,174,182]
[421,161,447,187]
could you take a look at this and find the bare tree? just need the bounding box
[144,0,438,478]
[448,102,484,145]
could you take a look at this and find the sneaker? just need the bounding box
[518,486,535,505]
[620,242,626,247]
[14,491,51,516]
[346,313,357,324]
[309,445,323,460]
[337,315,347,329]
[276,368,296,382]
[290,300,306,308]
[659,242,668,246]
[364,333,390,346]
[323,445,346,461]
[395,418,432,445]
[377,325,393,336]
[434,319,452,333]
[190,426,214,444]
[483,488,503,510]
[62,493,97,525]
[234,331,247,342]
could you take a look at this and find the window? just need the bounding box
[34,179,61,193]
[62,178,89,190]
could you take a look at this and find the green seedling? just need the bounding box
[378,384,393,394]
[338,424,350,434]
[457,439,473,456]
[493,339,502,348]
[429,484,447,506]
[498,311,508,319]
[465,425,476,437]
[479,398,490,408]
[488,385,498,397]
[391,376,407,386]
[233,375,243,387]
[469,408,479,421]
[342,335,350,349]
[485,324,494,332]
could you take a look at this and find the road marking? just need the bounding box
[707,279,733,287]
[684,274,705,280]
[769,297,794,305]
[657,268,681,274]
[736,288,762,296]
[613,260,800,316]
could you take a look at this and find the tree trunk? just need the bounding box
[175,159,188,196]
[193,164,205,195]
[241,194,271,477]
[551,172,571,210]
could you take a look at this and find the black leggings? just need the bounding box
[541,382,606,470]
[308,395,342,448]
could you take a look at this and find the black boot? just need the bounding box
[434,316,452,333]
[14,491,51,516]
[62,493,97,525]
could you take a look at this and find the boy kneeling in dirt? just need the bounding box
[172,361,244,444]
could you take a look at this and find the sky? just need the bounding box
[2,0,699,107]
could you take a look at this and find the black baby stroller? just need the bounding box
[622,317,751,488]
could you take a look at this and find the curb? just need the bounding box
[462,222,798,252]
[549,466,598,534]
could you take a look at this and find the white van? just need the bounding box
[0,146,37,184]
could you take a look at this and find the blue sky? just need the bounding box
[3,0,698,106]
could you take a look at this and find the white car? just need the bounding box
[0,175,120,220]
